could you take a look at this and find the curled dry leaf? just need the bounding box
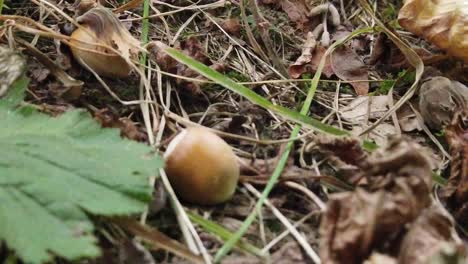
[289,45,334,79]
[440,109,468,226]
[0,45,26,97]
[314,135,367,168]
[419,75,468,130]
[70,6,141,78]
[398,0,468,62]
[289,32,317,78]
[319,138,441,264]
[398,205,465,264]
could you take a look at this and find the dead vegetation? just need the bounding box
[0,0,467,263]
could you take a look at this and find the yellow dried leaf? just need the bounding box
[398,0,468,62]
[70,7,141,78]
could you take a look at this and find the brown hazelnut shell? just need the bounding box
[164,127,239,205]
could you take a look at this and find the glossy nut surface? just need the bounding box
[164,127,239,205]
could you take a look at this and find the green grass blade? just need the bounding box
[187,212,266,259]
[140,0,150,64]
[164,47,347,137]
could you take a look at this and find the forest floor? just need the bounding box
[2,0,467,263]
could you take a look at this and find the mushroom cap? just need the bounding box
[164,127,240,205]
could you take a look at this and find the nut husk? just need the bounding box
[69,7,140,78]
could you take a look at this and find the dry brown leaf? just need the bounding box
[94,109,147,141]
[314,135,367,168]
[280,0,309,29]
[330,46,369,95]
[288,32,317,78]
[398,0,468,62]
[288,24,369,90]
[398,205,464,264]
[319,138,435,264]
[320,189,403,264]
[440,109,468,226]
[220,18,241,36]
[340,96,389,123]
[397,103,422,132]
[309,46,334,78]
[419,76,468,130]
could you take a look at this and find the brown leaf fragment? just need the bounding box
[440,109,468,226]
[220,18,241,36]
[94,109,147,141]
[320,189,402,264]
[280,0,309,29]
[330,46,369,95]
[362,138,433,193]
[31,68,51,83]
[314,135,368,168]
[398,205,465,264]
[74,0,98,15]
[181,37,209,64]
[148,43,178,73]
[289,32,317,78]
[309,46,334,78]
[419,76,468,130]
[319,138,435,264]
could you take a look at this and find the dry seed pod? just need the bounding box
[70,7,140,78]
[164,127,240,205]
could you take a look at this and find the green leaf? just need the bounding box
[0,76,29,109]
[0,82,163,264]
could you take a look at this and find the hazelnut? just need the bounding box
[164,127,239,205]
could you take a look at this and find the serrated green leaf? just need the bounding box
[0,76,29,109]
[0,89,163,263]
